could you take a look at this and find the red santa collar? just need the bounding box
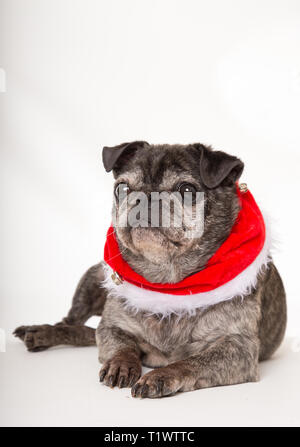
[103,184,272,316]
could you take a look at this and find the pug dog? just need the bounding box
[14,142,286,398]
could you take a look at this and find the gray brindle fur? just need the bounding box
[14,142,286,398]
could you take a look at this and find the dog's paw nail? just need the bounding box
[128,378,134,387]
[118,376,125,388]
[108,375,115,387]
[99,370,106,382]
[131,383,141,398]
[129,372,140,387]
[141,384,149,398]
[156,379,164,395]
[131,384,137,397]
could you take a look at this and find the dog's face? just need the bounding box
[103,142,244,283]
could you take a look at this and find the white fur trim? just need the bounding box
[101,214,274,318]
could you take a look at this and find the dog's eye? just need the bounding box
[177,183,198,203]
[114,183,130,202]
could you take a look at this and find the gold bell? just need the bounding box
[111,271,123,285]
[239,183,248,193]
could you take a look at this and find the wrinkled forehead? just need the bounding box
[115,145,201,190]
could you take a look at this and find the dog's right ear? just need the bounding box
[102,141,149,172]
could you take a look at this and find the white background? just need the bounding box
[1,0,300,427]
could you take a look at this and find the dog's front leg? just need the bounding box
[97,325,142,388]
[132,334,259,398]
[13,324,96,352]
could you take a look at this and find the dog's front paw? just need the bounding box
[99,352,141,388]
[13,324,54,352]
[131,367,183,398]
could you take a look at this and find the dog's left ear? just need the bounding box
[102,141,149,172]
[196,145,244,188]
